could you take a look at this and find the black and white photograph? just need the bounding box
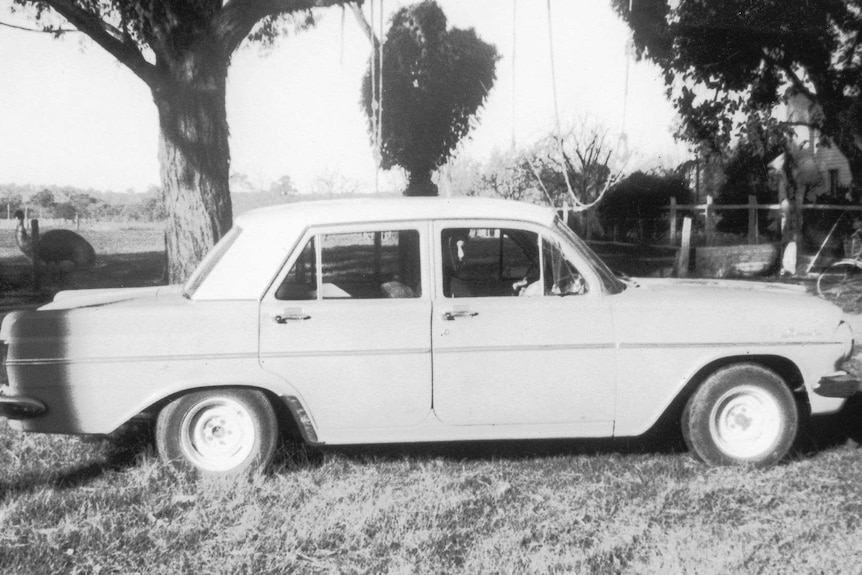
[1,1,862,573]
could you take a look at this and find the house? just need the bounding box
[784,92,854,201]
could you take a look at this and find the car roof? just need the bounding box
[235,196,559,232]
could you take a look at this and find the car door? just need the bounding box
[259,224,432,431]
[431,221,616,432]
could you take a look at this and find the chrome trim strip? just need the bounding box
[7,352,258,367]
[619,341,841,349]
[434,343,614,354]
[261,348,431,359]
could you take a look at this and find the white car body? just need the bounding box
[0,197,857,471]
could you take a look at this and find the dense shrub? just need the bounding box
[597,172,693,243]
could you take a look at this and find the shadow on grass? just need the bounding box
[795,394,862,458]
[275,398,862,470]
[283,428,689,470]
[4,398,860,493]
[0,423,154,502]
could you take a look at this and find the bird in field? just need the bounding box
[14,209,97,269]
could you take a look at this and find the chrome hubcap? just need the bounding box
[710,386,781,460]
[180,398,256,472]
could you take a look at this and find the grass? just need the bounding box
[1,224,862,573]
[1,423,862,574]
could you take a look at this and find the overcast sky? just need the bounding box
[0,0,690,194]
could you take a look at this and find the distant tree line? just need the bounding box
[0,174,305,224]
[0,184,166,223]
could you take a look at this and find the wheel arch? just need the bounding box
[645,354,808,437]
[138,383,321,446]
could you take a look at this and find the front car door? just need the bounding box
[431,220,616,436]
[259,223,432,434]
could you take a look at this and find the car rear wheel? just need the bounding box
[682,364,798,467]
[156,389,278,477]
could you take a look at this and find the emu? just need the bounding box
[14,210,97,271]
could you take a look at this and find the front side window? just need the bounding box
[277,229,421,300]
[441,227,586,298]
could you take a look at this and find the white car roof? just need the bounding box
[235,197,559,232]
[191,197,560,301]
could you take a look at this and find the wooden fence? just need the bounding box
[665,195,862,247]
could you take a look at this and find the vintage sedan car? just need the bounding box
[0,197,859,475]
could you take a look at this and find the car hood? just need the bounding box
[38,285,183,311]
[613,277,846,344]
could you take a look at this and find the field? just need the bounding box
[1,223,862,573]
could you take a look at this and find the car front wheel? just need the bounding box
[156,388,279,477]
[682,364,798,467]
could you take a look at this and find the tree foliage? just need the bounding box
[10,0,351,281]
[360,1,498,196]
[713,115,789,234]
[597,171,692,242]
[612,0,862,186]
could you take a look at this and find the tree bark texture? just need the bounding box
[404,171,439,197]
[153,56,232,284]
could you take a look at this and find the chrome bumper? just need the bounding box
[815,371,862,398]
[0,394,47,419]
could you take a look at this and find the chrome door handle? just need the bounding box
[274,311,311,323]
[443,309,478,321]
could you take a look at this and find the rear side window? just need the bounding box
[183,226,242,298]
[276,230,421,300]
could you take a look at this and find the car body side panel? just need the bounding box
[611,282,849,436]
[3,298,302,434]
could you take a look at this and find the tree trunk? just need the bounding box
[152,57,233,284]
[404,170,439,196]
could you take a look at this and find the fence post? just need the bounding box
[31,219,41,291]
[705,195,714,246]
[748,194,757,245]
[676,216,692,278]
[669,197,677,246]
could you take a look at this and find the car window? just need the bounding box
[275,237,317,300]
[276,230,421,300]
[543,237,587,296]
[441,227,586,298]
[183,226,242,299]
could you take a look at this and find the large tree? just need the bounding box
[357,1,498,196]
[612,0,862,189]
[11,0,351,281]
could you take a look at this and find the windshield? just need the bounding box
[554,219,626,294]
[182,226,242,298]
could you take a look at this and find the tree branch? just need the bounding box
[35,0,158,86]
[216,0,358,56]
[760,48,816,102]
[0,19,78,34]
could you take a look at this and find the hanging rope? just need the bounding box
[349,1,386,193]
[377,0,384,159]
[618,0,633,158]
[511,0,518,150]
[545,0,578,207]
[526,157,556,207]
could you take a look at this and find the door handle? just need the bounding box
[274,310,311,323]
[443,309,478,321]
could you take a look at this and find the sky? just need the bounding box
[0,0,690,194]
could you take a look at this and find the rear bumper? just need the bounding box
[815,371,862,398]
[0,394,47,419]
